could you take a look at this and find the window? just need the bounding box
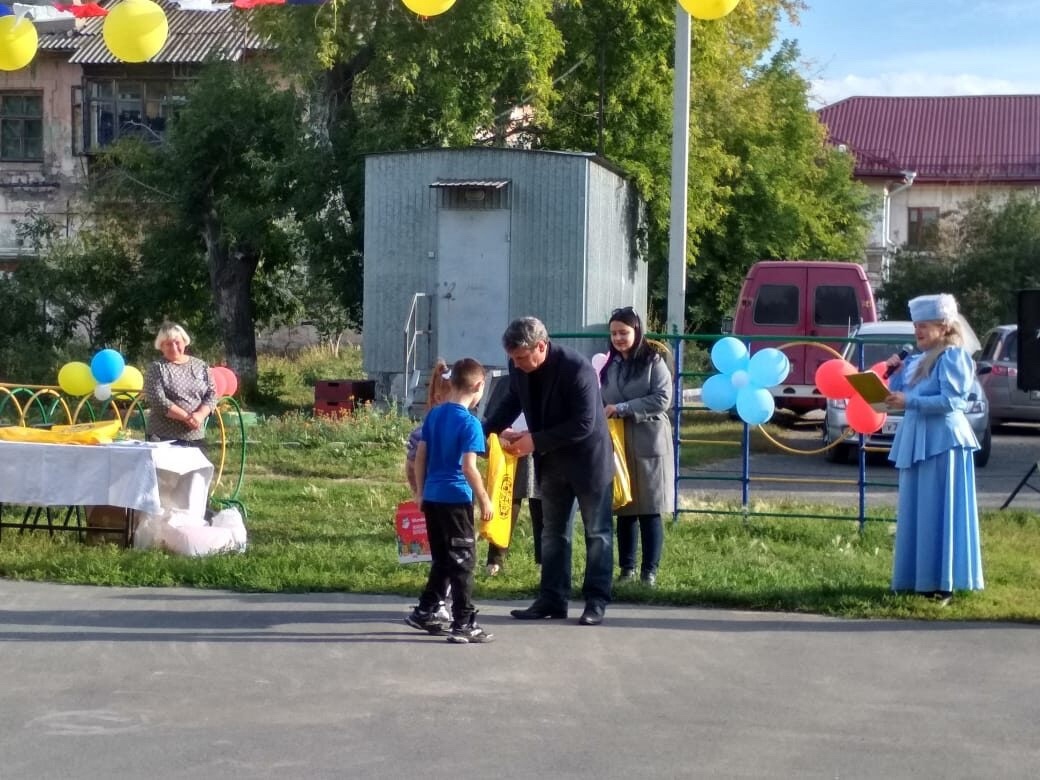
[814,285,861,327]
[753,284,799,325]
[980,330,1003,362]
[907,207,940,249]
[1005,330,1018,363]
[0,92,43,161]
[82,79,188,152]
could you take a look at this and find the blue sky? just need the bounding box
[776,0,1040,106]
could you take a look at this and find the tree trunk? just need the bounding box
[203,213,259,398]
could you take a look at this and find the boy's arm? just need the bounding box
[461,451,493,521]
[413,442,427,506]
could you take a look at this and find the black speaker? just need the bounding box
[1018,289,1040,392]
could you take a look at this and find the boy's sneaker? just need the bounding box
[446,611,494,644]
[433,601,451,623]
[405,606,448,635]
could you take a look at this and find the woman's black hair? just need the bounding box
[600,307,657,383]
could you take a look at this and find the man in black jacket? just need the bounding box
[483,317,614,625]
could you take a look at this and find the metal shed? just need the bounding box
[362,147,648,403]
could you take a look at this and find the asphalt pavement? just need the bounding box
[2,580,1039,779]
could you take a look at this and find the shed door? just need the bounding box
[436,210,510,366]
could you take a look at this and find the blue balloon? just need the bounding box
[701,373,738,411]
[711,337,749,375]
[90,349,126,385]
[748,348,791,389]
[736,386,775,426]
[0,5,11,16]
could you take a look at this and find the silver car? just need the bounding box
[822,320,991,467]
[977,324,1040,425]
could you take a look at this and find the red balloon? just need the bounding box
[815,359,857,399]
[210,367,226,397]
[846,395,886,434]
[213,366,238,397]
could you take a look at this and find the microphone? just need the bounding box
[883,345,913,379]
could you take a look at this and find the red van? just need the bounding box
[727,261,877,413]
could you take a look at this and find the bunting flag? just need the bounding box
[53,2,107,16]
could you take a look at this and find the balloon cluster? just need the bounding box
[211,366,238,398]
[1,0,170,72]
[814,358,889,435]
[700,337,790,425]
[58,350,143,401]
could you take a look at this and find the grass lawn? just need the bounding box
[2,347,1038,622]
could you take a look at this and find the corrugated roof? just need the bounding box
[817,95,1040,183]
[37,0,269,63]
[429,179,511,189]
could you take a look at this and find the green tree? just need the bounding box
[880,193,1040,331]
[250,0,564,334]
[690,40,872,330]
[94,63,306,393]
[539,1,869,330]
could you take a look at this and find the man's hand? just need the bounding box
[502,431,534,457]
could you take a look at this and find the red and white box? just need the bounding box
[395,500,431,564]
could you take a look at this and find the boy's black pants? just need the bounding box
[419,500,476,624]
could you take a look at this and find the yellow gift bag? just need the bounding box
[482,433,517,547]
[607,418,633,510]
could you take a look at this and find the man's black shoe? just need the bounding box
[578,603,605,626]
[510,603,568,620]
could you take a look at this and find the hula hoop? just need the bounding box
[754,340,859,456]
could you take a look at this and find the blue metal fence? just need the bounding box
[553,330,903,530]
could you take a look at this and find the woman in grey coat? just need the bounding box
[599,307,674,586]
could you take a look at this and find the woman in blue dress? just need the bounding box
[884,294,983,604]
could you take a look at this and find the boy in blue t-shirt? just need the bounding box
[406,358,495,643]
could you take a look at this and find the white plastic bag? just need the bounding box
[161,524,237,556]
[133,512,165,551]
[210,507,248,552]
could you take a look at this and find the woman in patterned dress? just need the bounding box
[143,322,217,448]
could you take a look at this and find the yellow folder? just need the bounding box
[845,372,890,412]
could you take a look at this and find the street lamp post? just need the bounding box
[666,6,691,336]
[665,0,741,334]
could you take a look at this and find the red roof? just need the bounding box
[817,95,1040,183]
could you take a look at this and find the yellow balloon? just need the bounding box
[58,362,98,397]
[401,0,457,16]
[112,365,144,393]
[679,0,741,20]
[103,0,169,63]
[0,16,38,72]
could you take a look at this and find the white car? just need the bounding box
[821,320,991,467]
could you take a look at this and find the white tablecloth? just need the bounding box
[0,441,214,515]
